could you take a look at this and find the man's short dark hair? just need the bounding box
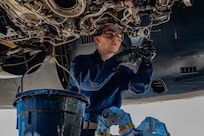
[94,23,121,36]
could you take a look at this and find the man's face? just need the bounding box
[95,25,122,54]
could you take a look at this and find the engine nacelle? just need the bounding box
[0,0,188,45]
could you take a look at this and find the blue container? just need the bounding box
[13,89,89,136]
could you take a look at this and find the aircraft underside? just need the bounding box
[0,0,204,107]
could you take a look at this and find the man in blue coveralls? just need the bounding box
[68,23,156,136]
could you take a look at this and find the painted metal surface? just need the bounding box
[13,89,89,136]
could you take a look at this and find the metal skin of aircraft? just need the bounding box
[0,0,203,110]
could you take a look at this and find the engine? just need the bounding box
[0,0,191,46]
[0,0,192,75]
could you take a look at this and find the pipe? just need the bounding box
[45,0,86,18]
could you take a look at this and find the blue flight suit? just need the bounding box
[68,50,153,136]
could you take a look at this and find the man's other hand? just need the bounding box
[138,39,157,64]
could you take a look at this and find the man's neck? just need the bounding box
[98,50,114,61]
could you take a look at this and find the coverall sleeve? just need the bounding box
[129,61,154,95]
[69,55,119,91]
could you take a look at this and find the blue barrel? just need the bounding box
[13,89,90,136]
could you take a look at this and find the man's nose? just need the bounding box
[111,35,118,41]
[111,34,121,41]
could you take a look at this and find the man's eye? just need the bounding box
[117,34,122,38]
[106,33,113,37]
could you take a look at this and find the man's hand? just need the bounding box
[114,39,156,64]
[114,49,140,64]
[138,39,157,64]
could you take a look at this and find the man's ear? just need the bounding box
[94,36,100,44]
